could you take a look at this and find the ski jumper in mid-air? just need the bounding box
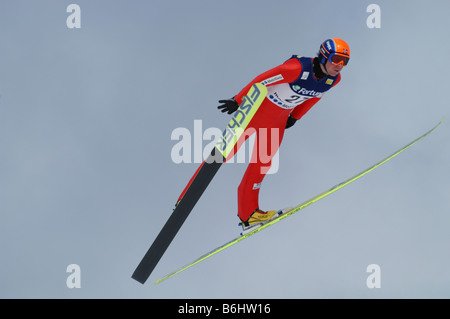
[178,38,350,227]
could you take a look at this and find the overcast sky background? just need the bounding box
[1,0,449,298]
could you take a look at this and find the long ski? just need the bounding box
[131,83,268,284]
[154,117,444,285]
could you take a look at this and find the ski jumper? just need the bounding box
[178,55,341,222]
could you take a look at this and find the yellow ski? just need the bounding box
[154,117,444,285]
[132,83,267,284]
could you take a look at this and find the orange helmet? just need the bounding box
[319,38,350,66]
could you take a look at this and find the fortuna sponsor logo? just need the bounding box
[296,87,322,97]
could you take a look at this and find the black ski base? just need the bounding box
[131,147,224,284]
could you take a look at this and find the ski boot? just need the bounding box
[239,208,278,229]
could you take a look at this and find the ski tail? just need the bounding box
[153,117,444,285]
[132,148,223,284]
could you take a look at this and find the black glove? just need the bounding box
[285,115,298,129]
[217,97,239,114]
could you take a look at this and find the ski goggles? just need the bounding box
[328,53,350,66]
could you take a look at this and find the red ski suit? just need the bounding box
[179,56,341,222]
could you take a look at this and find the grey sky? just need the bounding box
[1,0,449,298]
